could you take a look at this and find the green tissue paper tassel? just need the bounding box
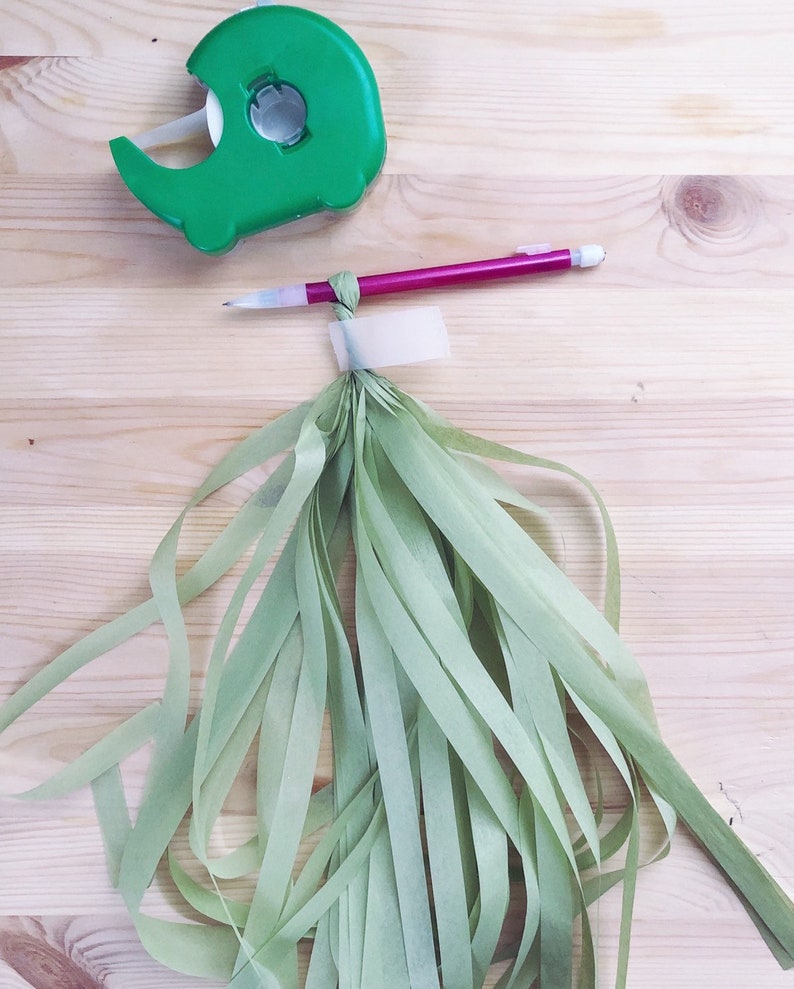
[2,273,794,988]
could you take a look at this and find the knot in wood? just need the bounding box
[662,176,762,249]
[0,933,103,989]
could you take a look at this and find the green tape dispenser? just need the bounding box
[109,4,387,254]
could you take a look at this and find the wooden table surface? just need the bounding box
[2,1,794,986]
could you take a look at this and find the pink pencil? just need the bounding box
[224,244,606,309]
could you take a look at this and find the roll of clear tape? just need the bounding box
[132,89,223,151]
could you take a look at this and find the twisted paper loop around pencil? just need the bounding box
[2,275,794,988]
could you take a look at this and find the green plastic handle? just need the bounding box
[110,6,387,254]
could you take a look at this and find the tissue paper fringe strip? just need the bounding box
[3,369,794,989]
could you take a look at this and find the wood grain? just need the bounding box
[2,0,794,985]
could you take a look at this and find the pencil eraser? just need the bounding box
[572,245,606,268]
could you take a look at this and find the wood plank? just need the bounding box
[6,0,794,55]
[4,288,794,397]
[1,4,794,172]
[2,0,794,984]
[1,175,793,289]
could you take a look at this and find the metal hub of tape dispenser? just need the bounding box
[110,4,387,254]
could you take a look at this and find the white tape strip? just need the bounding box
[329,306,450,371]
